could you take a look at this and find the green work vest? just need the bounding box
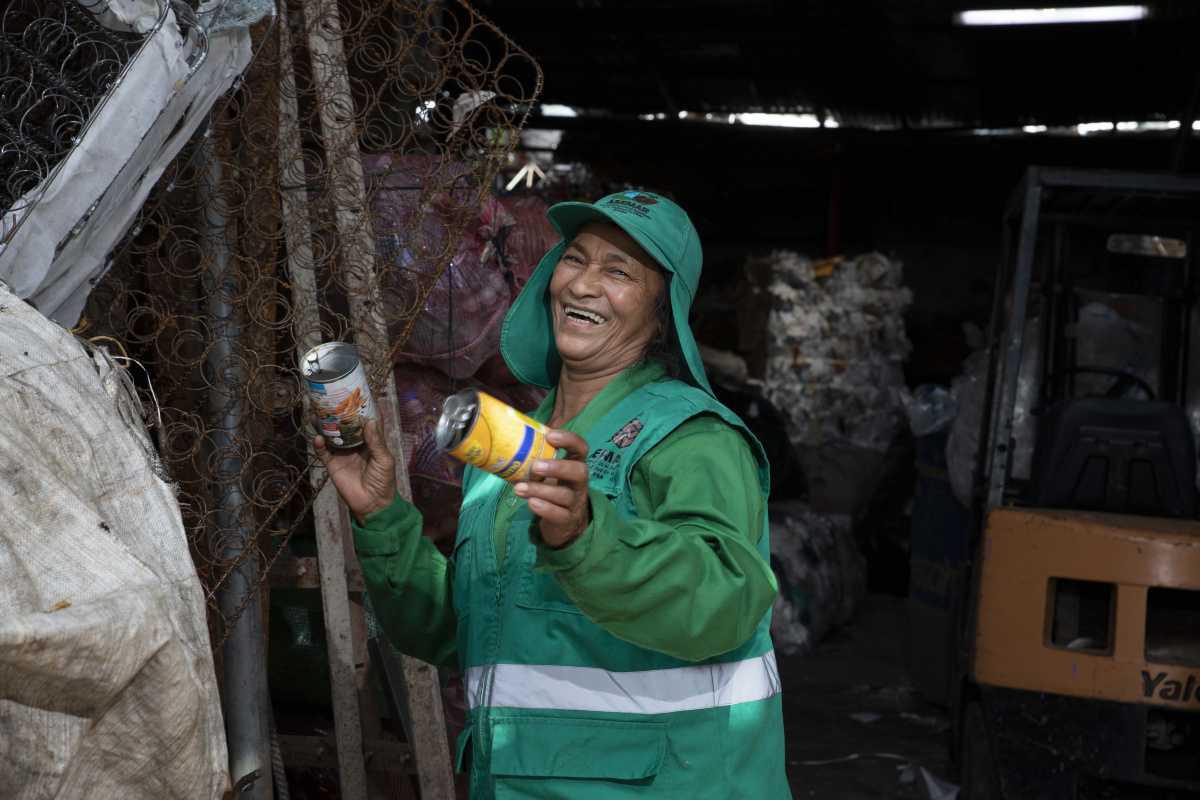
[452,378,791,799]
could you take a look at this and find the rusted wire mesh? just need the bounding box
[0,0,149,237]
[68,0,542,647]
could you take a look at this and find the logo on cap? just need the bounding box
[622,191,658,205]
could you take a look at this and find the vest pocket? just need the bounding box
[490,715,666,796]
[516,569,585,615]
[514,489,626,616]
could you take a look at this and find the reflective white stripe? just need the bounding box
[465,651,781,714]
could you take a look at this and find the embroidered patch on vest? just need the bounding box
[610,418,644,448]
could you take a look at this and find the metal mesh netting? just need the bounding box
[63,0,541,647]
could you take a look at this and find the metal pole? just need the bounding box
[986,171,1041,509]
[201,130,274,800]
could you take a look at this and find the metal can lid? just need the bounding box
[300,342,360,382]
[435,390,479,451]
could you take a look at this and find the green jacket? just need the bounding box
[353,363,778,667]
[354,364,789,798]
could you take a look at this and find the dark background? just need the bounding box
[474,0,1200,384]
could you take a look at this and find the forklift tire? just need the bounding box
[962,701,1003,800]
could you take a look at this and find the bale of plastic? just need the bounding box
[768,502,866,655]
[0,284,228,800]
[746,251,912,512]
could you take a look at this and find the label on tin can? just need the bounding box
[438,390,556,483]
[301,343,377,449]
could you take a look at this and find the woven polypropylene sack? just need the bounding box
[0,285,227,800]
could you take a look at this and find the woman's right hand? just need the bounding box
[314,419,398,524]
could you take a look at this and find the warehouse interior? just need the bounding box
[5,1,1200,799]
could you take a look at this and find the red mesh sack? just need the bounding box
[367,154,515,380]
[498,195,558,292]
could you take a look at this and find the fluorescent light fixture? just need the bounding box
[734,112,821,128]
[955,6,1150,26]
[1022,124,1048,133]
[1076,121,1114,135]
[1115,120,1139,131]
[540,104,578,118]
[823,118,840,129]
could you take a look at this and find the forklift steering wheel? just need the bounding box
[1048,366,1156,401]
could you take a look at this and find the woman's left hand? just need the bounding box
[514,429,591,549]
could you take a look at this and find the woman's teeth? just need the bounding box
[565,306,605,324]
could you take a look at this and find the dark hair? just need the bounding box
[642,284,685,379]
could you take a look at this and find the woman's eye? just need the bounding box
[610,268,630,279]
[563,254,583,264]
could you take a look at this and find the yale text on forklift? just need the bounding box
[1142,671,1200,702]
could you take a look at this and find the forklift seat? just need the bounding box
[1031,398,1198,518]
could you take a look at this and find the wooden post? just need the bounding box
[288,0,457,796]
[277,5,369,799]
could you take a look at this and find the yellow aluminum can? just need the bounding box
[435,389,556,482]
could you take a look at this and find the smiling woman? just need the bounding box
[317,191,792,799]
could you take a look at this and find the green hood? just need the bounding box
[499,191,713,396]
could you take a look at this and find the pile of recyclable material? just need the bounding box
[752,251,913,454]
[768,501,866,655]
[740,251,912,514]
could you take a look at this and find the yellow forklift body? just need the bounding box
[973,506,1200,709]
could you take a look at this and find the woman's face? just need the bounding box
[549,222,665,374]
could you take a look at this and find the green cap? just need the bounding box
[499,191,713,396]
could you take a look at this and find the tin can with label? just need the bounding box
[435,389,556,482]
[300,342,377,449]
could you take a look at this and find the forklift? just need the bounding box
[954,168,1200,799]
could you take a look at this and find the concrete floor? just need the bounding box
[780,594,957,799]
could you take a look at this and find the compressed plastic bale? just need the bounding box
[767,501,865,656]
[753,251,912,456]
[0,284,228,800]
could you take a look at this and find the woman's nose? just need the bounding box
[565,264,603,297]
